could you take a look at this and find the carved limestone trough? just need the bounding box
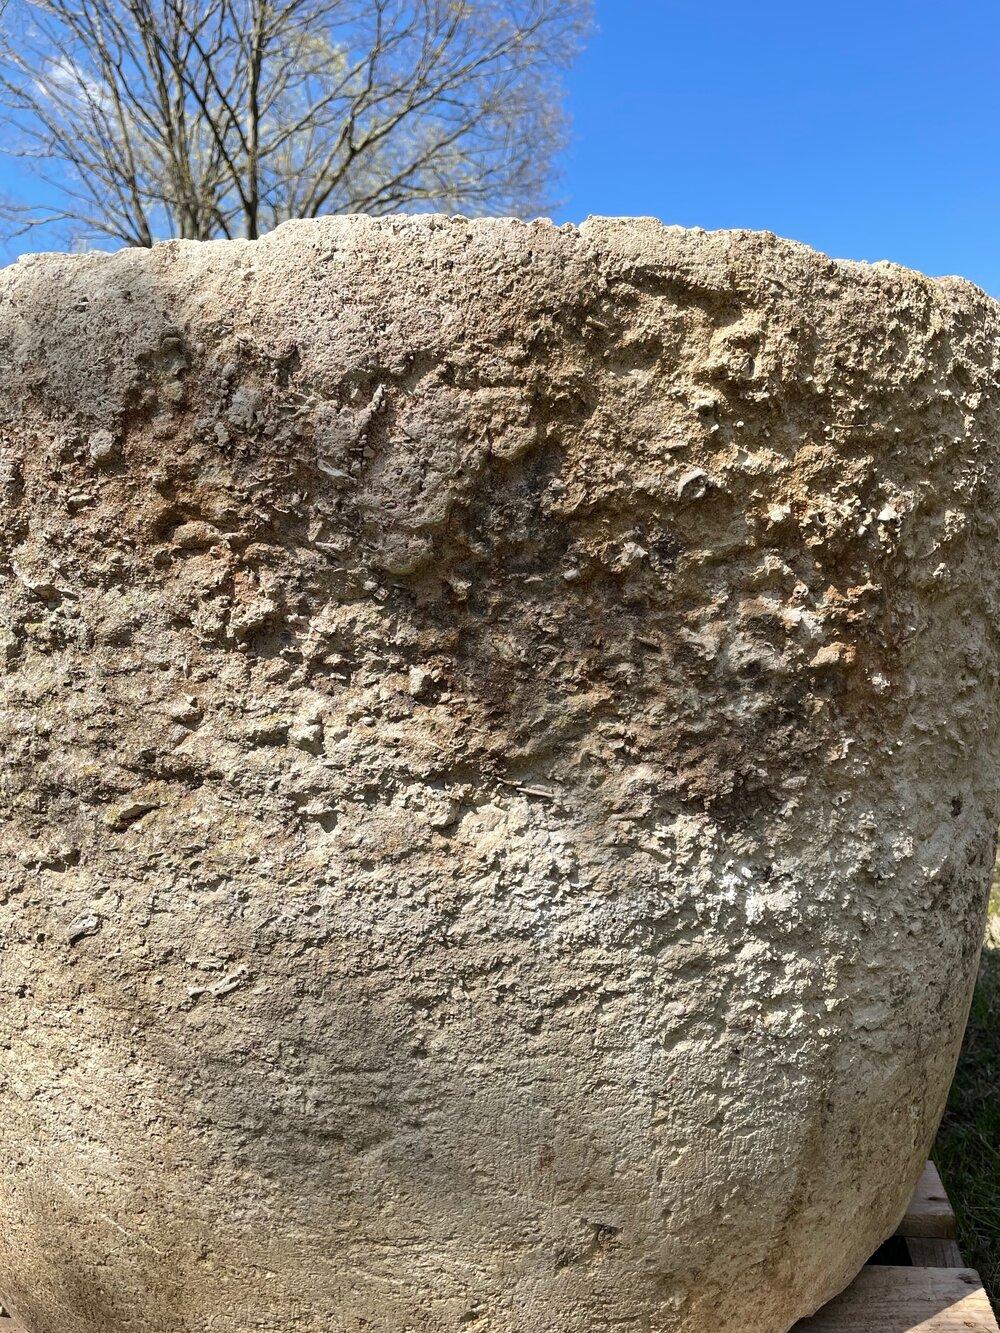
[0,218,997,1332]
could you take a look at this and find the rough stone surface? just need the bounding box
[0,217,998,1333]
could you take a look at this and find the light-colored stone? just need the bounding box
[0,217,998,1333]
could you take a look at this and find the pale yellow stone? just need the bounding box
[0,217,998,1333]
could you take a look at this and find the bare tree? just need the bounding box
[0,0,590,246]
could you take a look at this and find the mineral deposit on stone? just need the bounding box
[0,217,998,1333]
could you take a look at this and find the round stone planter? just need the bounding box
[0,217,997,1333]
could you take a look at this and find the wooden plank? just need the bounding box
[795,1266,999,1332]
[906,1237,966,1268]
[898,1162,957,1240]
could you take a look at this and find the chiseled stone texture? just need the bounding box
[0,217,998,1333]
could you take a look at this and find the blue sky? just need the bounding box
[2,0,999,293]
[555,0,1000,294]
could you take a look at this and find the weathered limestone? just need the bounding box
[0,217,998,1333]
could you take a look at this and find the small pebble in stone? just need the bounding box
[88,430,119,467]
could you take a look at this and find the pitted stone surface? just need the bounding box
[0,217,998,1333]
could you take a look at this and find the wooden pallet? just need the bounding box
[796,1161,998,1332]
[0,1164,994,1332]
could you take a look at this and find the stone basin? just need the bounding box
[0,217,997,1332]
